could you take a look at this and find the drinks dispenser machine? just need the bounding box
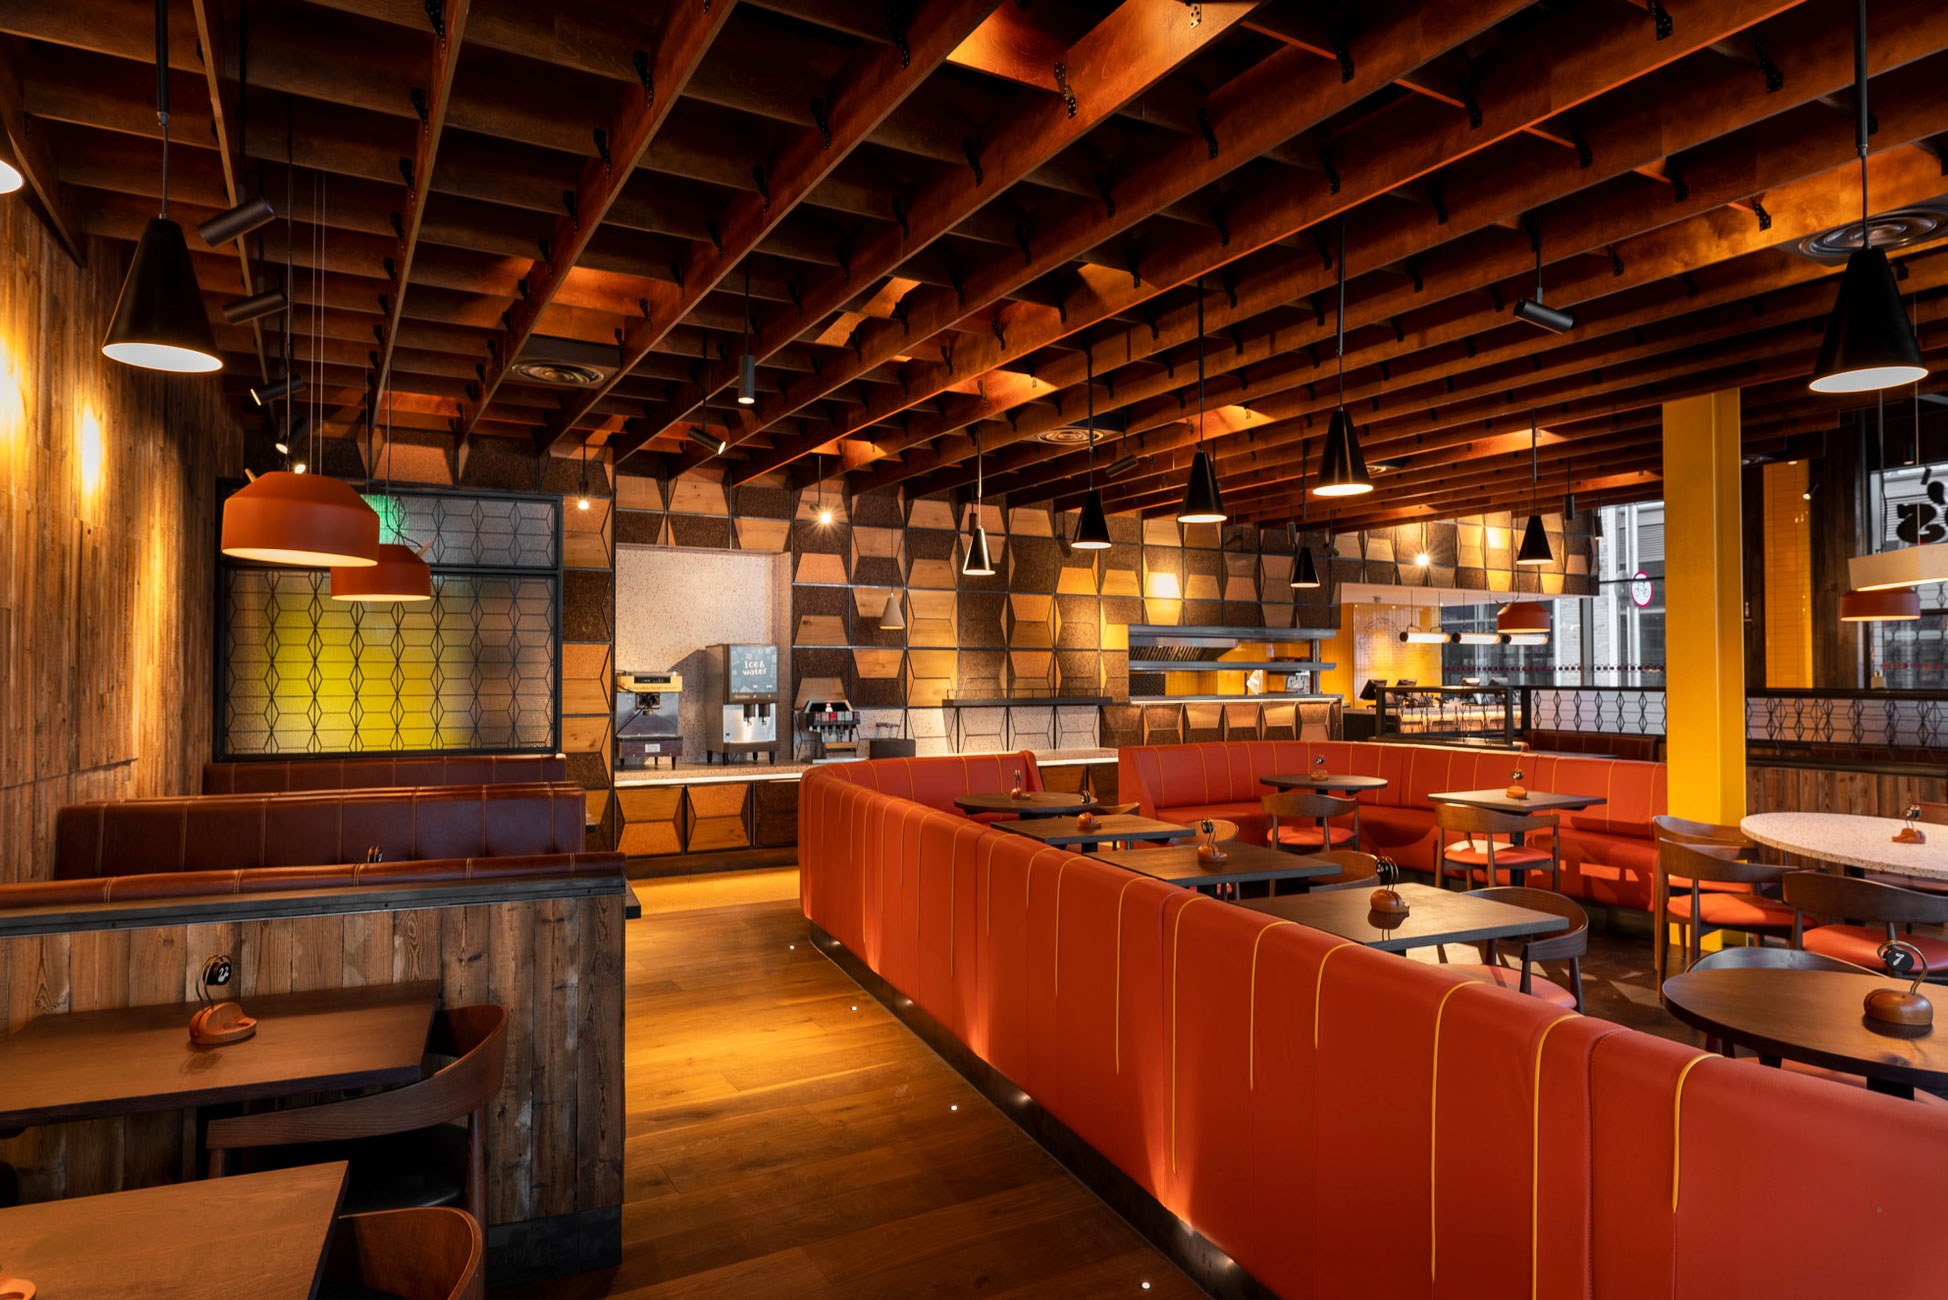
[703,643,780,764]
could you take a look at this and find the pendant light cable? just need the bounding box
[1336,215,1347,405]
[153,0,170,219]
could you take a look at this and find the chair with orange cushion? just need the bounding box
[1262,790,1359,853]
[1439,886,1588,1010]
[1433,804,1559,892]
[1649,813,1750,848]
[1784,870,1948,977]
[1655,839,1795,978]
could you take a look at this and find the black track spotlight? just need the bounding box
[196,194,276,247]
[1105,454,1139,478]
[1513,234,1576,334]
[222,286,288,325]
[689,426,728,456]
[250,372,307,405]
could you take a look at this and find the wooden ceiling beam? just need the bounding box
[604,0,1261,468]
[874,1,1948,494]
[449,1,732,446]
[726,0,1802,486]
[186,0,269,379]
[708,0,1543,483]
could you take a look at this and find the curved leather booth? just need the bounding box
[1121,740,1667,910]
[800,753,1946,1299]
[54,782,586,880]
[202,753,568,793]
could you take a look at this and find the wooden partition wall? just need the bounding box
[0,880,626,1281]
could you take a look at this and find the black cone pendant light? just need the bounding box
[1314,215,1372,497]
[1810,0,1929,394]
[103,0,221,373]
[1291,439,1320,589]
[963,432,995,576]
[738,262,757,405]
[1515,412,1553,566]
[1176,277,1227,524]
[1071,346,1112,549]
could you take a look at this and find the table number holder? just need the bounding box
[1311,755,1329,782]
[1893,804,1928,845]
[1505,768,1528,801]
[1864,940,1933,1035]
[1010,767,1026,799]
[1369,857,1410,916]
[1195,818,1229,865]
[1075,809,1098,832]
[188,953,258,1047]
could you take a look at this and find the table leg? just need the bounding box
[1867,1077,1917,1101]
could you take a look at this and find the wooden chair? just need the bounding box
[1783,871,1948,977]
[1433,804,1559,892]
[1263,790,1359,852]
[207,1004,507,1217]
[320,1207,483,1300]
[1302,850,1381,892]
[1440,886,1588,1010]
[1655,840,1794,979]
[1650,813,1750,847]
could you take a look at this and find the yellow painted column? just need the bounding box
[1661,390,1746,824]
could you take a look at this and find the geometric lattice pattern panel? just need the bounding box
[220,569,559,756]
[1748,693,1947,750]
[371,490,560,569]
[1528,687,1668,736]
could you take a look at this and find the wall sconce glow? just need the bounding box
[0,158,21,194]
[1414,552,1430,567]
[77,409,105,498]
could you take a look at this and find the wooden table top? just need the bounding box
[0,981,439,1128]
[1261,773,1390,793]
[953,790,1098,817]
[1663,967,1948,1093]
[995,814,1194,847]
[1429,787,1606,815]
[1741,810,1948,880]
[1091,841,1339,888]
[1236,883,1568,952]
[0,1161,347,1299]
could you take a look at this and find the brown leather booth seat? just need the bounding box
[202,754,567,794]
[0,852,625,910]
[54,783,586,881]
[1120,740,1669,910]
[1522,729,1663,762]
[799,755,1948,1300]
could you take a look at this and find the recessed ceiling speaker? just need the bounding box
[509,335,616,387]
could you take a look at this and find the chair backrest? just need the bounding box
[1306,850,1380,890]
[1658,838,1785,887]
[1651,813,1749,846]
[1262,791,1356,819]
[1690,946,1871,975]
[1434,803,1556,837]
[323,1207,483,1300]
[1465,886,1588,961]
[1918,802,1948,826]
[206,1004,507,1151]
[1783,871,1948,928]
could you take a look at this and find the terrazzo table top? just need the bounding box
[1740,811,1948,880]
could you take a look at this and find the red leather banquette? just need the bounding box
[202,753,567,793]
[799,754,1946,1299]
[1120,740,1667,910]
[53,783,586,880]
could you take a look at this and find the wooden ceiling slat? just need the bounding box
[186,0,267,379]
[534,0,1014,452]
[448,0,734,445]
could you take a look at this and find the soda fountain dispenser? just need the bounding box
[703,643,780,764]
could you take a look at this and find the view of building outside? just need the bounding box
[1437,501,1665,686]
[1868,462,1948,688]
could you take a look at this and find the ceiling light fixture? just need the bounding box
[964,431,995,575]
[1176,276,1226,523]
[101,0,221,373]
[1513,228,1576,334]
[1315,214,1372,497]
[1291,439,1320,589]
[880,591,906,630]
[197,194,277,247]
[331,388,431,602]
[1106,453,1139,479]
[0,157,20,194]
[1810,0,1929,394]
[1843,394,1926,619]
[688,426,727,456]
[1071,345,1112,550]
[1516,411,1554,566]
[576,441,592,512]
[738,261,757,406]
[250,372,306,405]
[222,286,287,325]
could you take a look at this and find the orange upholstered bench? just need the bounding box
[202,753,568,793]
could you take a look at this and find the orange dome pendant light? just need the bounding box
[1809,0,1928,395]
[330,388,430,602]
[1175,277,1226,524]
[1314,214,1372,497]
[101,0,221,374]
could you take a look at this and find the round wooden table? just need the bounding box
[1662,966,1948,1099]
[1740,811,1948,884]
[952,790,1096,818]
[1261,773,1390,795]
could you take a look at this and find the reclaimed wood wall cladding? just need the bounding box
[1747,763,1946,820]
[0,891,625,1233]
[0,214,242,879]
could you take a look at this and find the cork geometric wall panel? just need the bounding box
[794,550,849,586]
[1009,593,1056,649]
[906,589,958,648]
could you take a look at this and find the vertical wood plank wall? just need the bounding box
[0,210,243,876]
[0,893,625,1230]
[1747,763,1946,819]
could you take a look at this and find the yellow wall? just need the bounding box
[1761,461,1813,689]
